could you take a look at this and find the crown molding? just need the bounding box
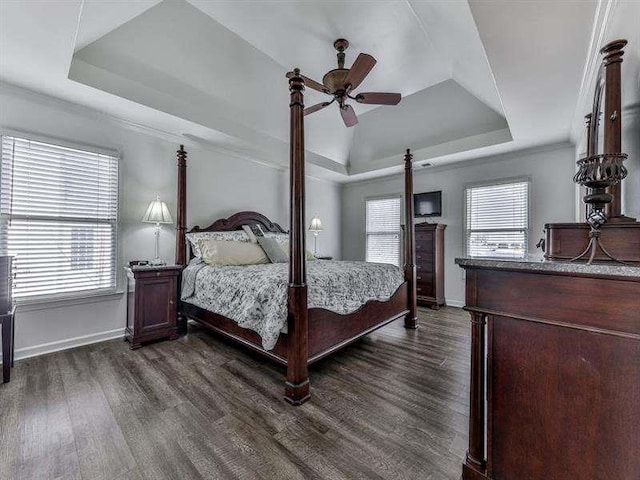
[0,81,341,184]
[341,141,574,189]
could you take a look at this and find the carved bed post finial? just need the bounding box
[600,39,631,221]
[175,144,187,267]
[285,68,310,405]
[403,149,418,329]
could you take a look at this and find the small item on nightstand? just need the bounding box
[125,265,181,349]
[315,256,333,260]
[129,260,149,267]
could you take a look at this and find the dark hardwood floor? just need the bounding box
[0,307,470,480]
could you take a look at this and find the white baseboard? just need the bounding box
[9,328,125,362]
[4,300,466,364]
[445,299,465,308]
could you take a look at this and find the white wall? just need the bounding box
[623,106,640,220]
[0,85,341,358]
[341,143,576,306]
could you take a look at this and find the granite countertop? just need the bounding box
[455,256,640,278]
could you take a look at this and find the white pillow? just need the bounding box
[186,231,250,258]
[198,239,269,266]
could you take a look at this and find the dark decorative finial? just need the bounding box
[600,39,627,65]
[288,68,305,92]
[177,144,187,165]
[404,149,413,168]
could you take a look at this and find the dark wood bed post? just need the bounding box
[403,149,418,329]
[175,144,187,266]
[175,144,188,334]
[285,68,311,405]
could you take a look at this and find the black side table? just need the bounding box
[1,306,15,383]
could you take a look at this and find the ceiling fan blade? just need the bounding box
[340,104,358,128]
[344,53,376,90]
[286,71,329,94]
[304,101,332,116]
[355,92,401,105]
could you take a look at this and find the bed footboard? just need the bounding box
[307,282,409,363]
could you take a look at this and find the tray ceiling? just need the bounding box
[1,0,603,181]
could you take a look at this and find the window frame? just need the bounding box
[364,194,402,267]
[463,177,531,259]
[0,130,122,305]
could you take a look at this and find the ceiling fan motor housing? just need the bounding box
[322,69,349,93]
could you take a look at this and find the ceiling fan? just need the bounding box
[286,39,401,127]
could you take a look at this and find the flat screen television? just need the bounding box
[414,191,442,217]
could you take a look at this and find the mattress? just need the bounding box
[181,260,404,350]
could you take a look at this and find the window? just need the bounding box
[1,135,119,300]
[465,180,529,259]
[366,196,401,266]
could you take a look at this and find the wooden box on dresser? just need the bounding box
[125,265,181,349]
[414,223,446,309]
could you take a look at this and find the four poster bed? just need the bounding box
[174,69,417,405]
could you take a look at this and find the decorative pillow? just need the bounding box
[257,236,288,263]
[186,231,249,258]
[241,225,258,243]
[263,232,288,244]
[198,239,269,266]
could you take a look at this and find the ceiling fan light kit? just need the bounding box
[286,38,402,127]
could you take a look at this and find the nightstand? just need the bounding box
[125,265,181,349]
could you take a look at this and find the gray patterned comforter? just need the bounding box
[181,260,404,350]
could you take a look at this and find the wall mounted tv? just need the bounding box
[414,191,442,217]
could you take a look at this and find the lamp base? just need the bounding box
[149,258,166,266]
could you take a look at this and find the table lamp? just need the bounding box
[309,216,323,257]
[142,196,173,266]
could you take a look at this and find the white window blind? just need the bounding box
[465,181,529,259]
[0,136,119,300]
[366,197,401,266]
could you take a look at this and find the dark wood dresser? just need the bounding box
[456,257,640,480]
[415,223,445,309]
[125,265,181,349]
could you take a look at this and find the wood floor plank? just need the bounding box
[56,347,137,480]
[1,307,470,480]
[11,356,82,480]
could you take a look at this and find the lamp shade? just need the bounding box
[142,196,173,224]
[309,216,323,232]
